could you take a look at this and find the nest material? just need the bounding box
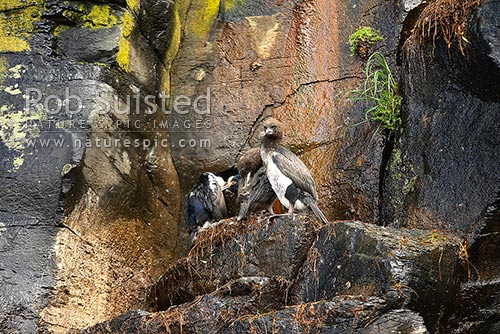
[413,0,481,53]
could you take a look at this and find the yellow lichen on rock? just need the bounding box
[159,0,219,92]
[12,155,25,170]
[4,85,22,95]
[186,0,221,39]
[0,0,43,12]
[0,57,7,82]
[116,11,134,72]
[223,0,244,12]
[83,5,118,29]
[0,105,43,172]
[159,3,182,94]
[0,59,41,172]
[0,5,42,52]
[126,0,139,11]
[0,38,30,53]
[8,64,25,79]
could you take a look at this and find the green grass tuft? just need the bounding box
[349,52,402,133]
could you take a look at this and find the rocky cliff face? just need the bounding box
[165,0,402,226]
[0,0,180,332]
[0,0,499,333]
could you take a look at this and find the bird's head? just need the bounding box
[223,174,240,193]
[260,117,284,142]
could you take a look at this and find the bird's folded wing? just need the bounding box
[247,167,275,204]
[272,146,318,199]
[211,186,228,220]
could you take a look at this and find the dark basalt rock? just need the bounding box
[82,290,429,334]
[82,289,429,334]
[295,221,462,330]
[83,277,290,334]
[58,26,121,64]
[379,2,500,332]
[0,1,180,331]
[224,298,426,334]
[359,308,428,334]
[452,279,500,334]
[0,54,100,333]
[117,214,463,333]
[458,0,500,102]
[150,214,320,310]
[382,0,500,234]
[449,191,500,333]
[2,0,500,332]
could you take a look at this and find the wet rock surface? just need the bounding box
[379,2,500,332]
[84,295,410,334]
[84,297,429,334]
[150,214,319,310]
[453,279,500,334]
[450,191,500,333]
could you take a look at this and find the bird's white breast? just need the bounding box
[265,152,292,209]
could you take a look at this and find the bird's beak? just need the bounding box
[222,180,236,191]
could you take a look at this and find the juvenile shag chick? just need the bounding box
[260,118,329,224]
[237,166,277,220]
[225,174,240,194]
[237,147,263,194]
[185,172,231,236]
[223,174,241,217]
[236,147,276,220]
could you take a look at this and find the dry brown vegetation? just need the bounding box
[414,0,481,52]
[291,303,327,334]
[188,216,261,260]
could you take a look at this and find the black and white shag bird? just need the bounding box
[236,147,276,220]
[260,117,329,224]
[185,172,232,236]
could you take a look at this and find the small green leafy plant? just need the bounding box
[348,26,383,57]
[349,52,402,133]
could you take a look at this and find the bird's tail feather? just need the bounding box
[302,196,329,224]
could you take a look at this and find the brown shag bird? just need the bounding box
[260,117,329,224]
[237,147,262,193]
[236,147,276,220]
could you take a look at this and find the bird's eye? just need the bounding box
[271,125,277,129]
